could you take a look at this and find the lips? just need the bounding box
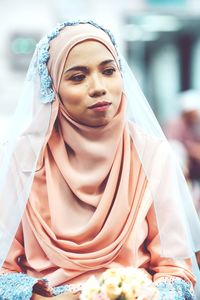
[88,101,111,109]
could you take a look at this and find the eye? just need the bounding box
[103,68,116,76]
[69,74,85,82]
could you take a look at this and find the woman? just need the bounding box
[0,21,200,299]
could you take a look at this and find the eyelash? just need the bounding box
[69,68,116,82]
[103,67,116,75]
[70,74,85,82]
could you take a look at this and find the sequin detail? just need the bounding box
[53,284,70,296]
[155,276,194,300]
[53,283,83,296]
[0,273,83,299]
[0,273,39,299]
[34,20,119,104]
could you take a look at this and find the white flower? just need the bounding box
[100,268,123,284]
[80,276,100,300]
[101,276,122,300]
[81,267,159,300]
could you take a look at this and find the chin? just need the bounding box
[81,111,115,127]
[86,117,111,127]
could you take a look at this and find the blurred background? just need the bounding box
[1,0,200,138]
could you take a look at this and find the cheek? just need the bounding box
[109,77,123,97]
[59,85,83,106]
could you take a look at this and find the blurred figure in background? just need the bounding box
[165,90,200,267]
[165,90,200,216]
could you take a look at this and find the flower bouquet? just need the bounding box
[80,267,159,300]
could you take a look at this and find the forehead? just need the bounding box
[64,40,115,67]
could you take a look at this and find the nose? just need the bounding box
[88,74,107,98]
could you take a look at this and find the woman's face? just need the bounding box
[59,40,123,127]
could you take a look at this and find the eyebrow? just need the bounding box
[64,59,116,74]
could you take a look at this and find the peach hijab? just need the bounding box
[21,24,146,286]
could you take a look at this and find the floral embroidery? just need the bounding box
[52,284,70,296]
[0,273,39,299]
[0,273,82,299]
[155,276,194,300]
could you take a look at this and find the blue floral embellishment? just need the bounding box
[155,277,194,300]
[32,20,119,104]
[0,272,79,299]
[53,284,70,296]
[0,272,39,300]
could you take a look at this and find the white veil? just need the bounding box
[0,51,52,266]
[0,20,200,296]
[122,56,200,258]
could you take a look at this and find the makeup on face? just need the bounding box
[59,40,123,127]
